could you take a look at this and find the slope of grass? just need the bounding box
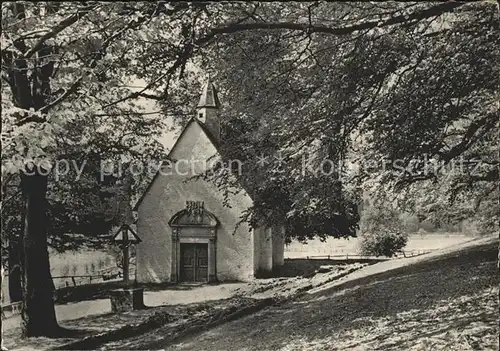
[172,240,498,351]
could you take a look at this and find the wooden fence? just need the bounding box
[297,248,438,260]
[52,272,121,288]
[1,266,135,319]
[50,264,137,289]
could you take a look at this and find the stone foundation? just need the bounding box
[109,288,144,313]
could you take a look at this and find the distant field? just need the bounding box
[49,249,115,277]
[285,233,474,258]
[1,249,116,304]
[49,249,117,288]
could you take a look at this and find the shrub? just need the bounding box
[359,205,408,257]
[359,230,408,257]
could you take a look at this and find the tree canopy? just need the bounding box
[185,1,499,238]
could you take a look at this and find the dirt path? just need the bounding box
[165,239,498,351]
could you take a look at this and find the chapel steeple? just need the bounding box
[197,75,221,143]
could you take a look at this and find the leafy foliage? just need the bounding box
[198,2,498,239]
[1,3,171,260]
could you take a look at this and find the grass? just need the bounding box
[1,296,262,351]
[272,258,385,278]
[169,239,498,351]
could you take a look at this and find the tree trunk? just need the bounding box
[8,236,23,302]
[20,169,59,337]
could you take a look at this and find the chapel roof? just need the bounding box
[197,77,221,109]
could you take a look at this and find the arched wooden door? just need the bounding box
[169,201,219,283]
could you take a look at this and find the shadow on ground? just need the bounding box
[270,258,384,278]
[55,281,205,304]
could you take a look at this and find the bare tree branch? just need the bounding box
[199,2,466,41]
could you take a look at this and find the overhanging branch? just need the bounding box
[198,1,466,42]
[23,4,98,59]
[106,2,467,106]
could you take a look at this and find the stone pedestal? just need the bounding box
[109,288,144,313]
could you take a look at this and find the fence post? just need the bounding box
[71,277,76,286]
[346,254,348,260]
